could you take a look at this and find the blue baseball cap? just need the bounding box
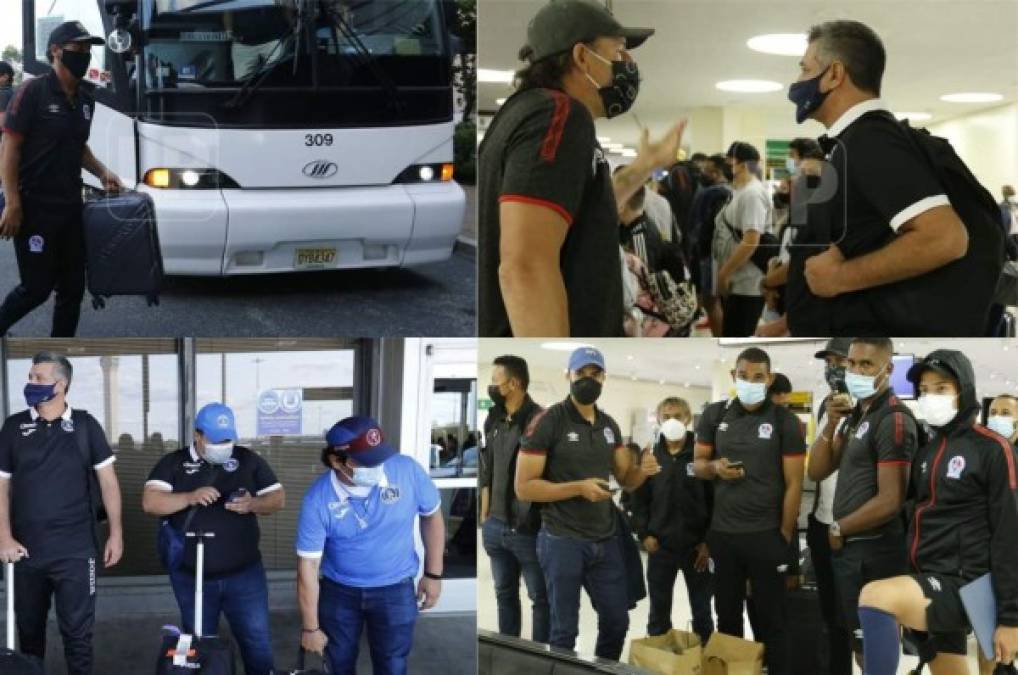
[195,402,237,444]
[568,346,605,373]
[325,416,396,467]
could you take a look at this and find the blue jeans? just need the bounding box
[319,576,418,675]
[481,517,550,642]
[169,560,274,675]
[536,527,629,660]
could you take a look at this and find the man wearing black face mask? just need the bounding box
[479,355,549,643]
[784,20,990,337]
[516,347,661,660]
[479,0,687,337]
[0,21,124,337]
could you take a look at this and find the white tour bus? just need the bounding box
[19,0,466,275]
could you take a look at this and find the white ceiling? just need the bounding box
[478,0,1018,147]
[478,338,1018,400]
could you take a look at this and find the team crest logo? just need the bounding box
[686,462,695,477]
[758,423,773,440]
[946,455,966,479]
[380,486,400,504]
[82,104,91,120]
[328,501,350,519]
[855,421,870,439]
[567,432,579,442]
[366,428,382,446]
[222,458,239,473]
[29,235,44,253]
[61,419,74,433]
[603,427,615,444]
[921,461,928,475]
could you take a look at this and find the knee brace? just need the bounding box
[858,606,900,675]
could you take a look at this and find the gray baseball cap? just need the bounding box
[525,0,654,62]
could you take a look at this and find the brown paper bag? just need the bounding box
[629,630,703,675]
[701,632,764,675]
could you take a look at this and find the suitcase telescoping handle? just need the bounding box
[185,532,215,638]
[6,561,14,651]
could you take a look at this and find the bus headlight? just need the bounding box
[143,169,240,189]
[394,163,454,184]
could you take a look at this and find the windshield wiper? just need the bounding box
[318,0,406,113]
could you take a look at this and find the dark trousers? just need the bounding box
[536,528,629,661]
[169,560,275,675]
[14,557,96,675]
[806,515,854,675]
[318,576,418,675]
[0,200,86,337]
[646,545,714,645]
[708,529,789,675]
[830,529,907,654]
[722,294,765,337]
[481,517,550,643]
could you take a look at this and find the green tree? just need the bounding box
[449,0,476,122]
[2,45,24,84]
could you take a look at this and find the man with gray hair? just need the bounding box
[0,351,123,675]
[785,19,999,337]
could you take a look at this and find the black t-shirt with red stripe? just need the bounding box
[2,71,94,205]
[520,397,623,541]
[832,388,917,534]
[695,398,806,534]
[478,87,623,337]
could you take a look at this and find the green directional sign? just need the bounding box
[478,398,494,411]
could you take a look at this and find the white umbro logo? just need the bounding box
[928,577,942,592]
[567,432,579,442]
[718,422,729,432]
[47,104,61,114]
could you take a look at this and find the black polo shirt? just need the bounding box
[787,103,949,335]
[481,395,541,524]
[696,398,805,534]
[478,87,624,337]
[2,70,95,206]
[0,406,114,565]
[520,397,623,541]
[833,388,916,536]
[0,84,14,134]
[146,445,281,578]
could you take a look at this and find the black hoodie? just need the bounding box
[629,432,713,550]
[906,349,1018,626]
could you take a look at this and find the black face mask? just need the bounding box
[59,49,91,80]
[583,48,640,119]
[825,364,847,392]
[570,377,602,405]
[773,192,791,208]
[487,384,507,408]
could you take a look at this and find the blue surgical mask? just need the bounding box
[844,366,887,401]
[987,415,1016,439]
[24,382,58,408]
[347,465,384,488]
[735,379,767,406]
[788,65,831,124]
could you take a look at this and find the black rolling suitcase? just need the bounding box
[83,190,164,309]
[787,585,827,675]
[1,562,44,674]
[155,532,236,675]
[284,645,329,674]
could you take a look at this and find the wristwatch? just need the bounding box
[829,521,842,538]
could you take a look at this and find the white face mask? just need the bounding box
[203,441,234,465]
[918,394,958,428]
[660,418,687,442]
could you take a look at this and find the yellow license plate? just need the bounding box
[295,248,337,268]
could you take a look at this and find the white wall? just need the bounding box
[927,103,1018,201]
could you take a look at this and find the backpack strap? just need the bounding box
[71,409,105,550]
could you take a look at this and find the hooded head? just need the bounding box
[907,349,979,427]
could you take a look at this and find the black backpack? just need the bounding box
[864,115,1005,335]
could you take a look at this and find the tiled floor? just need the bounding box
[478,543,990,674]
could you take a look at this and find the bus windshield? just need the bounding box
[139,0,453,128]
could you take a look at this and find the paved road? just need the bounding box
[0,244,475,337]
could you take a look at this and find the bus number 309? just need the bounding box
[305,134,334,146]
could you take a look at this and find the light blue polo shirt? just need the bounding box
[296,454,441,588]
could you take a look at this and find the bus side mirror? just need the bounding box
[103,0,139,54]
